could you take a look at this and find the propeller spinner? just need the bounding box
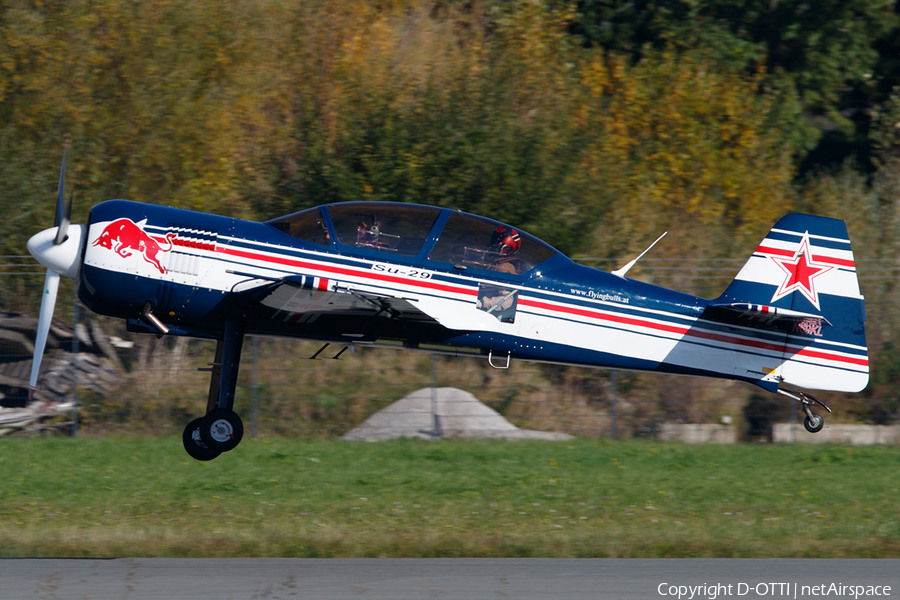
[25,153,86,401]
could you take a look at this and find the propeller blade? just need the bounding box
[28,270,60,402]
[54,183,73,246]
[54,151,66,229]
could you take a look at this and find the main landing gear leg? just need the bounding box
[182,321,246,461]
[777,388,831,434]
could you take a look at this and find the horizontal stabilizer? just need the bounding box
[710,303,832,327]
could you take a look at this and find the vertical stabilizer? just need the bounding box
[715,214,868,392]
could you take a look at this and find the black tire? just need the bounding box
[182,417,221,461]
[804,413,824,433]
[199,408,244,452]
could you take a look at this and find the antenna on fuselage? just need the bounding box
[611,231,667,278]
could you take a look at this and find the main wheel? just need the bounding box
[804,413,824,433]
[182,417,221,461]
[199,408,244,452]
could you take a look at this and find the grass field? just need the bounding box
[1,437,899,558]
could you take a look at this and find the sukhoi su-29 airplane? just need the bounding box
[26,157,867,459]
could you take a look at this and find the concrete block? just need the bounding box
[774,424,900,445]
[658,423,736,444]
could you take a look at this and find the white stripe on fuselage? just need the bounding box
[85,221,866,386]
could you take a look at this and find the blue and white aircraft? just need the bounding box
[27,159,868,459]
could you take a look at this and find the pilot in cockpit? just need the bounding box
[356,213,384,247]
[355,213,402,251]
[487,225,523,275]
[477,225,522,315]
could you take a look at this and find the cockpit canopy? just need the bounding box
[329,203,441,256]
[428,211,557,275]
[266,202,560,275]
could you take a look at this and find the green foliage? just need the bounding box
[573,0,899,152]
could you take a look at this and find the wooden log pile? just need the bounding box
[0,311,127,434]
[0,400,78,436]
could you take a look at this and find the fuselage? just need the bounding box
[77,200,867,393]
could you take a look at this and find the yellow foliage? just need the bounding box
[0,0,800,263]
[577,50,797,262]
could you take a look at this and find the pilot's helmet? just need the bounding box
[359,214,381,233]
[489,225,521,255]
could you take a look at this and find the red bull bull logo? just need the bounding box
[92,218,177,274]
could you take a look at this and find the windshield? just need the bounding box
[266,207,331,247]
[429,212,558,275]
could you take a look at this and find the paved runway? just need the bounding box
[3,558,899,599]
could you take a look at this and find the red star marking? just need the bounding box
[769,232,833,310]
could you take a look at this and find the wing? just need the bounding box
[246,275,430,321]
[236,274,512,334]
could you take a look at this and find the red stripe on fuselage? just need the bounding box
[519,298,688,335]
[173,239,215,251]
[152,238,867,370]
[520,298,867,369]
[215,245,477,297]
[148,234,215,252]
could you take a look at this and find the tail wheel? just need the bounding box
[803,413,824,433]
[199,408,244,453]
[182,417,221,461]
